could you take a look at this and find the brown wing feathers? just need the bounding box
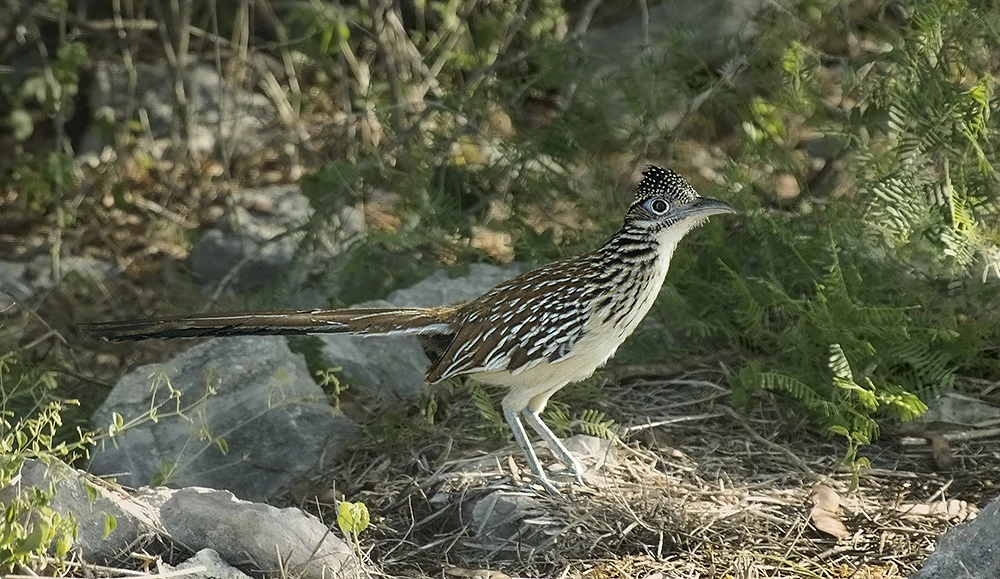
[80,307,459,342]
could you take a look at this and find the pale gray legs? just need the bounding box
[523,408,585,486]
[502,403,586,496]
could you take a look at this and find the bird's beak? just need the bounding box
[674,197,736,220]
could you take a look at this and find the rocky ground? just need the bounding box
[5,241,1000,578]
[3,1,1000,578]
[6,316,1000,578]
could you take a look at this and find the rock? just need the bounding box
[87,264,522,499]
[79,63,277,163]
[138,487,359,579]
[579,0,768,135]
[454,436,617,553]
[0,261,35,310]
[160,549,253,579]
[584,0,769,67]
[977,245,1000,283]
[561,434,619,482]
[317,264,523,404]
[466,491,550,550]
[912,497,998,579]
[385,264,525,308]
[0,458,162,561]
[89,336,360,502]
[773,173,802,201]
[0,255,117,310]
[188,185,365,298]
[318,324,431,406]
[921,390,1000,427]
[2,459,359,578]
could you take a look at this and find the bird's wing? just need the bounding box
[424,259,594,383]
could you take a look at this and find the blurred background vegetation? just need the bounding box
[1,0,999,493]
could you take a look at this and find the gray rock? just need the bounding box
[0,255,117,310]
[913,497,998,579]
[921,390,1000,427]
[384,263,525,307]
[0,260,34,309]
[160,549,253,579]
[138,487,359,579]
[585,0,769,67]
[89,336,360,502]
[579,0,768,134]
[87,264,521,500]
[467,491,550,550]
[561,434,619,482]
[977,245,1000,283]
[1,459,358,578]
[79,62,276,162]
[317,264,523,403]
[318,325,431,405]
[0,459,162,561]
[453,436,616,554]
[188,185,364,296]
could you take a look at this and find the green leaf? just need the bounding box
[103,514,117,540]
[337,501,370,535]
[84,483,98,503]
[10,109,34,141]
[829,425,849,438]
[17,524,47,554]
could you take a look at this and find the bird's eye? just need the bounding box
[645,198,670,215]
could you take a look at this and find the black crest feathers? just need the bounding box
[635,166,698,204]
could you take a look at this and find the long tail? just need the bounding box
[79,306,458,341]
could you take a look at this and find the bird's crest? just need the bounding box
[635,165,698,204]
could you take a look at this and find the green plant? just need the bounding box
[7,150,79,217]
[0,6,86,217]
[102,370,279,488]
[544,406,617,441]
[635,0,1000,470]
[464,381,507,439]
[337,500,370,571]
[0,354,96,572]
[316,366,350,414]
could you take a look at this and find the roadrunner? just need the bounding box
[82,166,735,495]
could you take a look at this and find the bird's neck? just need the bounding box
[599,221,700,290]
[602,223,667,270]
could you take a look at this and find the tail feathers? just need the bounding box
[79,306,458,342]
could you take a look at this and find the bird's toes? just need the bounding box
[535,477,567,498]
[550,465,586,486]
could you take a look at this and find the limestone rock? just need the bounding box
[89,336,360,502]
[913,497,999,579]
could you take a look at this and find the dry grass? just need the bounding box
[306,373,994,579]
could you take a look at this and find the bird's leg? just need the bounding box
[522,408,585,487]
[502,404,562,496]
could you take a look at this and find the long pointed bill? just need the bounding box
[673,197,736,220]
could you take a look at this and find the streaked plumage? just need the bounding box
[81,166,735,495]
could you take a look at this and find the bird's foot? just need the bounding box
[534,475,567,499]
[529,467,586,498]
[550,467,586,488]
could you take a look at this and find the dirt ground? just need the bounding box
[3,158,990,578]
[298,373,991,579]
[3,204,990,577]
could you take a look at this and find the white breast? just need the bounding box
[474,221,701,413]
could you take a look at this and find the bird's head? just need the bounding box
[625,166,735,241]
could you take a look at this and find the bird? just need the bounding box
[80,166,735,496]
